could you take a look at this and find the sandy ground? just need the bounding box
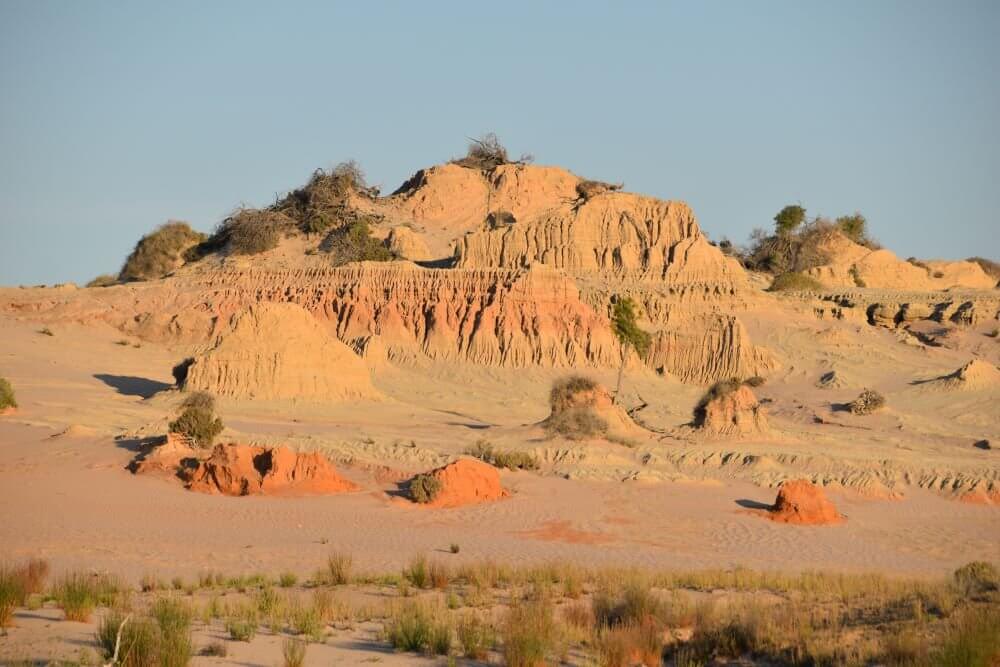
[1,315,997,587]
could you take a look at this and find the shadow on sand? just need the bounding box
[94,374,172,399]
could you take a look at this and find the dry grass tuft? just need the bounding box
[0,377,17,410]
[409,474,442,504]
[319,217,396,266]
[768,271,824,292]
[220,209,293,256]
[848,388,886,415]
[576,179,623,201]
[465,440,539,470]
[120,221,205,281]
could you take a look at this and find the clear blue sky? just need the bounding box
[1,0,997,285]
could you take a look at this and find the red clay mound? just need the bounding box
[421,458,509,508]
[182,443,358,497]
[768,479,844,525]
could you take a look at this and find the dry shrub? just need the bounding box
[457,613,495,659]
[0,565,24,628]
[0,377,16,410]
[595,619,663,667]
[848,388,886,415]
[119,221,206,281]
[180,391,215,412]
[452,133,533,171]
[54,572,122,622]
[768,271,824,292]
[222,209,291,255]
[274,161,375,235]
[325,552,353,585]
[502,598,559,667]
[545,408,609,440]
[319,218,396,266]
[549,375,599,412]
[953,561,998,595]
[409,474,442,504]
[384,601,448,653]
[86,274,119,288]
[168,406,224,448]
[283,637,308,667]
[576,179,623,201]
[429,560,451,589]
[465,440,539,470]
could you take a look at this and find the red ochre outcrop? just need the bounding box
[768,480,844,525]
[416,458,509,508]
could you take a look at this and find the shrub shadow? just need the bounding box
[735,499,773,510]
[94,374,172,398]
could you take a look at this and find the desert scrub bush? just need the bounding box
[451,132,532,171]
[0,565,25,628]
[595,619,664,667]
[0,377,17,410]
[290,601,324,641]
[768,271,824,292]
[86,274,119,288]
[848,388,886,415]
[549,375,599,411]
[576,179,623,201]
[273,161,377,235]
[54,572,101,621]
[952,561,998,595]
[97,599,193,667]
[692,377,745,424]
[593,583,665,629]
[409,474,442,504]
[151,597,193,665]
[279,572,297,588]
[545,407,609,440]
[225,604,258,641]
[168,405,223,448]
[119,221,206,282]
[429,560,451,589]
[325,552,353,585]
[283,637,308,667]
[744,375,766,387]
[179,390,215,411]
[37,326,54,336]
[220,209,292,256]
[319,217,396,266]
[384,602,435,652]
[457,613,495,659]
[465,440,539,470]
[502,598,559,667]
[404,555,431,589]
[924,605,1000,667]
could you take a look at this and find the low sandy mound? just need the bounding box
[646,314,777,384]
[184,302,379,401]
[416,458,509,508]
[543,377,646,442]
[926,360,1000,391]
[183,443,358,496]
[695,382,768,436]
[805,231,995,289]
[385,226,431,261]
[769,480,844,525]
[129,433,199,477]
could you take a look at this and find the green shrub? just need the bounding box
[180,391,215,412]
[151,597,193,667]
[0,377,17,410]
[120,221,206,282]
[225,605,258,641]
[54,573,100,621]
[97,612,160,667]
[848,388,886,416]
[168,406,223,448]
[768,271,824,292]
[385,602,433,652]
[953,561,999,595]
[0,565,25,628]
[774,205,807,236]
[279,572,297,588]
[320,218,396,266]
[457,613,495,660]
[325,552,353,585]
[404,555,431,589]
[283,637,308,667]
[409,474,442,504]
[544,407,609,440]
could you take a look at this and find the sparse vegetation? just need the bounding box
[0,377,17,410]
[968,256,1000,285]
[465,440,539,470]
[384,602,436,652]
[848,388,886,415]
[220,209,291,255]
[325,552,353,585]
[502,598,559,667]
[168,405,224,448]
[38,326,54,336]
[120,221,206,282]
[576,179,623,201]
[274,161,376,235]
[180,390,215,411]
[544,375,610,440]
[86,274,119,288]
[451,133,532,171]
[53,572,121,622]
[319,217,396,266]
[953,561,998,595]
[450,543,461,554]
[610,296,651,403]
[768,271,824,291]
[283,637,308,667]
[457,613,495,659]
[0,566,24,628]
[409,473,442,504]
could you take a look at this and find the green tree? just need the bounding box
[610,297,651,404]
[774,205,806,236]
[835,212,867,243]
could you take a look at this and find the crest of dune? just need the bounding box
[184,302,380,401]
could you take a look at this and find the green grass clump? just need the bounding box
[120,221,206,282]
[325,552,353,585]
[283,637,308,667]
[953,561,999,596]
[0,377,17,410]
[0,565,25,628]
[925,606,1000,667]
[768,271,824,292]
[384,602,438,652]
[279,572,298,588]
[54,573,100,622]
[320,218,396,266]
[465,441,539,470]
[502,598,559,667]
[404,555,431,589]
[168,406,223,448]
[97,599,193,667]
[409,474,442,504]
[225,607,258,642]
[457,613,495,660]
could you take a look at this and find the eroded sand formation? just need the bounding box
[768,479,844,525]
[411,458,508,508]
[695,384,769,437]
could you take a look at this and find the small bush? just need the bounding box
[768,271,824,292]
[283,637,308,667]
[465,440,539,470]
[457,613,495,659]
[692,378,744,425]
[0,565,25,628]
[593,584,665,629]
[953,561,999,595]
[848,388,886,416]
[171,358,194,387]
[54,573,99,622]
[502,598,559,667]
[576,179,623,201]
[0,377,17,410]
[180,391,215,411]
[385,602,434,652]
[151,597,193,665]
[926,606,1000,667]
[86,274,119,288]
[451,133,532,170]
[273,161,375,235]
[326,552,353,585]
[409,474,442,504]
[200,641,227,657]
[428,617,453,656]
[168,406,223,448]
[549,375,599,412]
[544,407,609,440]
[429,561,451,589]
[98,612,160,667]
[744,375,766,387]
[595,619,664,667]
[279,572,298,588]
[404,555,431,589]
[450,543,461,554]
[320,218,396,266]
[120,221,206,282]
[225,607,258,641]
[222,209,291,256]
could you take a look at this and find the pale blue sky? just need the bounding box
[1,1,997,285]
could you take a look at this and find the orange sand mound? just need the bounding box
[698,384,768,436]
[768,480,844,525]
[180,443,358,497]
[419,458,509,508]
